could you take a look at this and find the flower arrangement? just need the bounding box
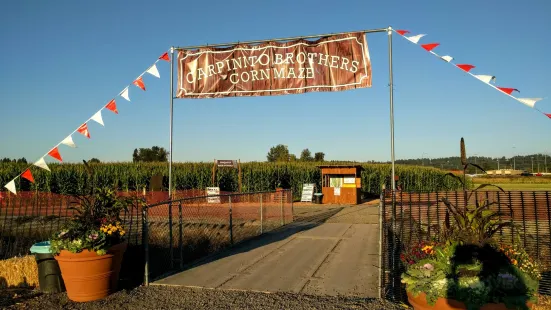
[50,188,137,256]
[400,138,541,310]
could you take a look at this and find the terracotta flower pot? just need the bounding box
[407,292,534,310]
[55,242,127,302]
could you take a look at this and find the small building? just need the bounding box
[318,165,363,205]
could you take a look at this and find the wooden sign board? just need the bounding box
[149,175,163,191]
[217,160,237,168]
[206,187,220,203]
[301,183,315,202]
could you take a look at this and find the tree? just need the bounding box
[267,144,290,162]
[300,148,314,162]
[89,158,101,163]
[16,157,27,164]
[314,152,325,162]
[132,146,169,162]
[289,154,298,162]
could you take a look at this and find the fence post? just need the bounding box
[291,189,294,222]
[280,191,284,226]
[168,201,174,269]
[378,191,383,299]
[229,195,233,245]
[178,201,183,270]
[142,207,149,286]
[260,193,263,234]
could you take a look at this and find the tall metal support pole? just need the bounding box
[388,27,396,190]
[169,47,175,199]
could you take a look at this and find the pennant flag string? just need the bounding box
[21,169,35,183]
[393,28,546,118]
[2,50,171,194]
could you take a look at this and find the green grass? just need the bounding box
[482,183,551,191]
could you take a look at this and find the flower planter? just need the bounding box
[407,292,534,310]
[55,242,127,302]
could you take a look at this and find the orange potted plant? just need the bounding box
[49,187,138,302]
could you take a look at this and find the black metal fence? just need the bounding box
[381,190,551,303]
[142,190,293,283]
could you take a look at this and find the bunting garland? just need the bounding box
[21,169,35,183]
[394,28,548,119]
[77,123,91,139]
[2,51,170,194]
[105,99,118,114]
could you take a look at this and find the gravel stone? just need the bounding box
[5,286,404,310]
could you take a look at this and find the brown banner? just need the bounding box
[176,32,372,98]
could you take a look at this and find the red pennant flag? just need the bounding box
[78,123,91,138]
[421,43,439,52]
[545,113,551,119]
[133,77,146,91]
[396,30,410,36]
[105,99,118,114]
[456,64,476,72]
[48,147,63,162]
[497,87,520,95]
[159,52,170,62]
[21,169,35,183]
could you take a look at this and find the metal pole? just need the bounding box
[142,207,149,286]
[378,192,383,299]
[169,47,174,199]
[178,201,183,270]
[174,28,388,50]
[168,201,173,269]
[229,196,233,244]
[388,27,396,190]
[260,194,263,234]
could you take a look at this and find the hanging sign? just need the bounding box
[300,183,315,202]
[334,187,341,196]
[177,32,372,98]
[206,187,221,203]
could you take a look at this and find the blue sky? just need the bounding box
[0,0,549,164]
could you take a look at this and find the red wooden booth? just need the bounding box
[319,165,363,205]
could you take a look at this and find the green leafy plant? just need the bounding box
[50,160,143,255]
[49,187,139,255]
[401,138,540,310]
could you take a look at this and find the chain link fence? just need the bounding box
[381,190,551,302]
[143,190,293,283]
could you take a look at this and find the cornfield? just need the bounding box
[0,162,466,199]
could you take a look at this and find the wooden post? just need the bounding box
[238,159,242,193]
[212,159,216,186]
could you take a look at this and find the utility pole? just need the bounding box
[545,154,548,173]
[537,155,540,173]
[497,159,500,170]
[512,146,516,170]
[531,157,534,173]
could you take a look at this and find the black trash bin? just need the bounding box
[313,193,323,204]
[30,241,65,293]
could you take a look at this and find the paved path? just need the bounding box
[154,204,380,298]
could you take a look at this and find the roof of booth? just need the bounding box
[317,165,364,170]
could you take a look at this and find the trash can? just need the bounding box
[30,241,65,293]
[313,193,323,204]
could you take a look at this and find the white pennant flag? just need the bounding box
[5,179,16,195]
[91,110,104,126]
[146,64,160,78]
[441,55,454,62]
[516,98,543,108]
[61,135,77,148]
[121,87,130,101]
[34,157,51,172]
[474,75,496,84]
[405,34,426,44]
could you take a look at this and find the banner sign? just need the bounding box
[301,183,315,202]
[206,187,220,203]
[177,32,372,98]
[217,160,237,168]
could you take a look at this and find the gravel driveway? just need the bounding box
[5,286,404,310]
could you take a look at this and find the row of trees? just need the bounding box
[396,154,550,173]
[266,144,325,162]
[1,158,28,164]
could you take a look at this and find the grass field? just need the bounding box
[472,176,551,191]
